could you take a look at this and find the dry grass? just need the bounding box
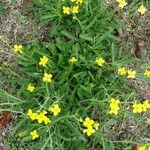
[0,1,149,149]
[0,0,47,65]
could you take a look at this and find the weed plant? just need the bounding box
[0,0,150,149]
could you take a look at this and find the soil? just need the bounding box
[0,0,149,150]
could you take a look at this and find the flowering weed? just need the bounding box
[0,0,150,149]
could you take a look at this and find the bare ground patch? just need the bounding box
[0,0,48,65]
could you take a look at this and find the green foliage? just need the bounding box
[0,0,150,149]
[32,0,119,41]
[0,2,6,16]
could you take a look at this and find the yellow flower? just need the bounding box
[95,57,105,67]
[27,84,35,92]
[36,111,51,125]
[83,125,95,136]
[138,145,147,150]
[132,102,143,113]
[13,44,23,53]
[82,117,99,136]
[39,56,49,67]
[83,117,94,128]
[75,0,84,5]
[110,98,120,104]
[109,98,120,115]
[79,118,83,122]
[43,116,51,125]
[27,109,38,121]
[142,100,149,112]
[63,6,70,14]
[30,130,39,140]
[93,122,100,131]
[138,5,147,15]
[27,109,51,125]
[127,70,136,79]
[69,57,77,63]
[72,6,79,14]
[49,104,61,116]
[36,111,47,123]
[27,109,33,116]
[43,73,52,83]
[117,67,127,76]
[116,0,127,9]
[146,118,150,124]
[30,113,38,121]
[144,70,150,77]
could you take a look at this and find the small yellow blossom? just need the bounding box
[116,0,127,9]
[138,145,147,150]
[138,5,147,15]
[146,118,150,124]
[39,56,49,67]
[127,70,136,79]
[13,44,23,53]
[30,130,39,140]
[75,0,84,5]
[43,73,52,83]
[69,57,77,63]
[79,118,83,122]
[82,117,99,136]
[83,117,94,128]
[142,100,149,112]
[27,109,33,116]
[36,111,47,123]
[27,84,35,92]
[43,116,51,125]
[132,102,143,113]
[110,98,120,105]
[30,113,38,121]
[63,6,70,14]
[93,122,100,130]
[109,98,120,115]
[27,109,38,121]
[95,57,105,67]
[49,104,61,116]
[27,109,51,125]
[83,126,95,136]
[72,6,79,14]
[117,67,127,76]
[144,70,150,77]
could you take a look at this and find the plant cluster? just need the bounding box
[0,0,150,149]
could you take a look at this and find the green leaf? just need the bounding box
[96,69,102,81]
[95,28,114,46]
[40,14,59,21]
[61,30,78,41]
[0,89,23,103]
[79,34,93,42]
[85,15,98,31]
[0,2,6,16]
[33,0,45,7]
[11,118,27,135]
[57,54,64,66]
[111,43,115,64]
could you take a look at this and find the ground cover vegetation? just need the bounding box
[0,0,150,149]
